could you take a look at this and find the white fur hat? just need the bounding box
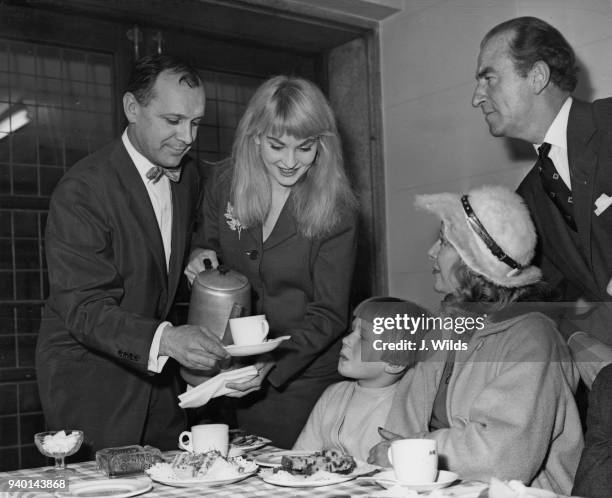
[415,185,542,288]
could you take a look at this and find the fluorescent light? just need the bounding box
[0,108,31,139]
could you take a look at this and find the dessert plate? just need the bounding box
[64,477,152,497]
[147,470,256,488]
[228,432,271,457]
[146,465,257,488]
[224,336,290,357]
[254,450,312,468]
[374,470,459,492]
[259,462,378,488]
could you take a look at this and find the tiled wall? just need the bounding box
[379,0,612,309]
[0,40,114,470]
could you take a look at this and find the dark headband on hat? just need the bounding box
[461,195,523,275]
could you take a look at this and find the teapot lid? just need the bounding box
[194,265,249,292]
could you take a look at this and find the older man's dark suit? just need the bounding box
[517,98,612,345]
[36,139,201,457]
[572,363,612,497]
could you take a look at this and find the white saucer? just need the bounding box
[374,470,459,492]
[66,477,152,497]
[224,336,290,357]
[259,461,378,488]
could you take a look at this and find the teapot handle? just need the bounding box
[203,258,213,270]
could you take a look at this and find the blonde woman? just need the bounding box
[186,75,358,448]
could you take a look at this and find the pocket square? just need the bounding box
[594,193,612,216]
[178,366,258,408]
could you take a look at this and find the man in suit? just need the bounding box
[472,16,612,377]
[36,54,229,458]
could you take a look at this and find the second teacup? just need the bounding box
[178,423,229,456]
[387,438,438,484]
[229,315,269,345]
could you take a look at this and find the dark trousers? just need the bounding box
[572,364,612,498]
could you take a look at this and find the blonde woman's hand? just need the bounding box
[184,248,219,285]
[225,360,275,398]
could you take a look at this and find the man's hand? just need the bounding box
[367,427,403,465]
[160,324,230,370]
[607,277,612,297]
[184,248,219,285]
[225,359,275,398]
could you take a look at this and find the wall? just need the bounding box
[380,0,612,310]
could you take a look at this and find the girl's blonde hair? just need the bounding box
[231,75,357,238]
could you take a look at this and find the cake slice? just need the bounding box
[280,449,356,476]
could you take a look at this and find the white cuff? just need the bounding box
[148,321,171,373]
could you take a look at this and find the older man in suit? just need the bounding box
[36,54,229,458]
[472,16,612,381]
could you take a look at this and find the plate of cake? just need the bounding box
[145,450,257,487]
[258,449,378,487]
[228,429,271,457]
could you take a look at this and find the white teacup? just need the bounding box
[178,423,229,456]
[387,438,438,484]
[229,315,269,345]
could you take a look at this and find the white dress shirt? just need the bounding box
[533,96,573,189]
[121,130,171,373]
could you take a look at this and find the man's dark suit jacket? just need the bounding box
[517,98,612,345]
[36,138,202,457]
[573,363,612,497]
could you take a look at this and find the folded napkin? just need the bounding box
[178,366,258,408]
[488,478,564,498]
[371,481,487,498]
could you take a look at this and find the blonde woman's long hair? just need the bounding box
[231,75,357,239]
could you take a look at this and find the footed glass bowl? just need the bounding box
[34,430,84,477]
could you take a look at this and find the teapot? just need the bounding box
[187,261,251,340]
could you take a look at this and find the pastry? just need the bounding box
[280,449,356,475]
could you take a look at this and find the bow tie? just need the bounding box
[146,165,182,183]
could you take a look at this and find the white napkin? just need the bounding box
[178,366,258,408]
[369,485,418,498]
[488,478,561,498]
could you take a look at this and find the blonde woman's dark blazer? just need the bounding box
[193,162,357,446]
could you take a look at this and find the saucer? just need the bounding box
[374,470,459,492]
[224,336,290,357]
[67,477,152,497]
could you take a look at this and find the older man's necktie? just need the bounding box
[538,142,576,231]
[146,165,182,183]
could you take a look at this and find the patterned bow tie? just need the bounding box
[146,165,182,184]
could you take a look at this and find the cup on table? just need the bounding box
[178,423,229,456]
[387,438,438,484]
[229,314,269,345]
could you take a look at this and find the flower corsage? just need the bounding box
[224,202,247,239]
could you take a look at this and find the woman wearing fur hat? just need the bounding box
[368,185,583,495]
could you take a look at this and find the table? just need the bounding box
[0,461,375,497]
[0,449,485,498]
